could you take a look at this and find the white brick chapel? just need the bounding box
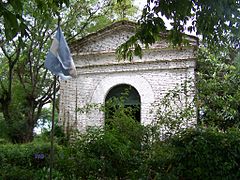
[59,20,198,132]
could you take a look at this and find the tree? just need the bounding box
[115,0,240,130]
[117,0,240,59]
[0,0,71,46]
[196,48,240,131]
[0,0,26,45]
[109,0,138,20]
[0,0,139,143]
[0,0,69,143]
[0,0,113,142]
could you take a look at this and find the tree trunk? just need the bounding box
[1,94,41,143]
[24,119,35,142]
[22,96,38,143]
[22,97,44,143]
[0,94,14,141]
[1,100,11,124]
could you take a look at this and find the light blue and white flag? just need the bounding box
[45,27,77,80]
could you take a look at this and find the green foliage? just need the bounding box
[164,127,240,179]
[66,100,144,179]
[55,97,240,179]
[0,0,139,143]
[197,48,240,130]
[117,0,240,59]
[137,127,240,179]
[104,87,140,123]
[0,0,70,43]
[0,113,8,141]
[110,0,138,20]
[40,99,145,178]
[0,141,64,179]
[152,81,196,139]
[0,0,25,41]
[2,117,240,179]
[117,17,165,60]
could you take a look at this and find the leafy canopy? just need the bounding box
[196,48,240,131]
[117,0,240,59]
[0,0,69,45]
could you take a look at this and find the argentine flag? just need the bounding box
[45,27,77,80]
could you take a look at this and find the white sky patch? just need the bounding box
[34,119,51,135]
[134,0,146,10]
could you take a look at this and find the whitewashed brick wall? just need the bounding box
[59,21,197,133]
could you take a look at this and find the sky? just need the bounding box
[134,0,146,10]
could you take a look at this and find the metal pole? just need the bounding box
[50,12,61,180]
[50,75,57,180]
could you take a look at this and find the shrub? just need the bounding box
[196,48,240,131]
[0,141,64,179]
[145,127,240,179]
[2,126,240,179]
[61,109,146,179]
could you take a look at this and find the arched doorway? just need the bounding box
[105,84,141,122]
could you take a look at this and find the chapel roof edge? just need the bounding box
[70,20,199,52]
[70,20,137,49]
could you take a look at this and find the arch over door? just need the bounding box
[105,84,141,122]
[90,74,154,125]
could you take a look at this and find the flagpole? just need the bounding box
[45,11,76,179]
[49,11,61,179]
[50,75,57,180]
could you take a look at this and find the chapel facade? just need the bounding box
[58,20,198,133]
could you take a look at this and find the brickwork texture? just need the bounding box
[59,20,197,133]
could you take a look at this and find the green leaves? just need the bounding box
[111,0,138,20]
[8,0,23,12]
[117,0,240,59]
[3,11,19,40]
[117,16,166,60]
[2,126,240,179]
[0,0,70,42]
[0,0,24,41]
[196,48,240,131]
